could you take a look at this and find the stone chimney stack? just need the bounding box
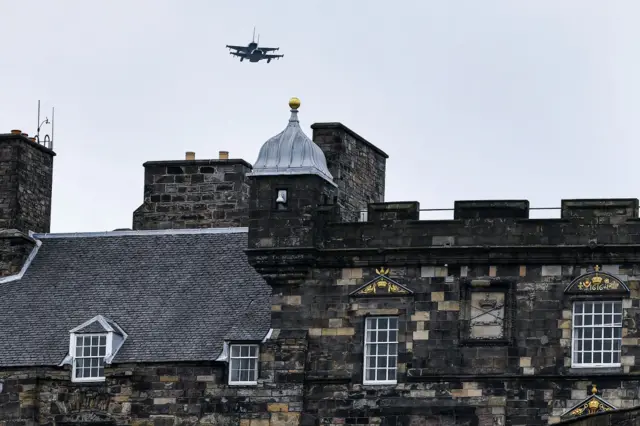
[0,130,56,277]
[132,150,253,230]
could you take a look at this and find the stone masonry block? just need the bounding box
[328,318,343,328]
[519,357,531,368]
[336,328,355,336]
[437,301,460,311]
[342,268,363,279]
[421,266,448,277]
[413,331,429,340]
[268,403,289,412]
[270,412,300,426]
[431,292,444,302]
[622,355,635,366]
[489,266,497,277]
[519,265,526,277]
[411,311,430,321]
[542,265,562,277]
[602,265,620,274]
[309,328,322,337]
[283,296,301,306]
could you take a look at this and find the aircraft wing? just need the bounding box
[226,45,247,52]
[260,47,279,52]
[230,51,245,57]
[265,53,284,59]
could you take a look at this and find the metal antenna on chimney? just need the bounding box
[35,100,55,150]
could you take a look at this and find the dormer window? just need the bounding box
[72,334,108,381]
[61,315,128,383]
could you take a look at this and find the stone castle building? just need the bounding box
[1,98,640,426]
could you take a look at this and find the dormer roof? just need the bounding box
[247,98,336,186]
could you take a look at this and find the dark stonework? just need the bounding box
[246,193,640,426]
[132,158,252,230]
[7,118,640,425]
[311,123,387,223]
[0,351,302,426]
[0,133,55,234]
[0,229,36,277]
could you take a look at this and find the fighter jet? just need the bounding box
[226,28,283,63]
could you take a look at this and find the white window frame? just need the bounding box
[571,300,623,368]
[70,332,112,383]
[228,344,259,386]
[363,316,398,385]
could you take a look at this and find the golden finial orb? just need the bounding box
[289,97,301,110]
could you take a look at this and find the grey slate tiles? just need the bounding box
[0,229,270,366]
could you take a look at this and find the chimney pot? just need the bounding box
[185,151,195,160]
[10,129,21,134]
[28,137,36,142]
[219,151,229,160]
[21,133,28,137]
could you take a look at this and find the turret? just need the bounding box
[247,97,337,256]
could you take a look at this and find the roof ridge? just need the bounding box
[32,227,249,239]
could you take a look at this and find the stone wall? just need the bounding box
[132,157,252,230]
[0,333,304,426]
[246,198,640,426]
[558,406,640,425]
[311,123,387,223]
[0,133,55,234]
[0,230,36,277]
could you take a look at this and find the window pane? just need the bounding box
[241,346,249,357]
[366,369,375,381]
[573,301,623,367]
[230,366,240,382]
[231,346,240,357]
[364,317,398,383]
[99,335,107,346]
[249,346,257,357]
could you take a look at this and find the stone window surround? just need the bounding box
[363,316,399,386]
[459,278,515,346]
[571,299,623,368]
[228,343,260,386]
[69,332,111,383]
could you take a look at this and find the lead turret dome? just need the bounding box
[248,98,336,186]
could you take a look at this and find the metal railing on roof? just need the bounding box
[354,207,563,222]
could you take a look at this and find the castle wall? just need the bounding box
[0,333,305,426]
[248,198,640,425]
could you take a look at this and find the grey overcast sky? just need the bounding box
[1,1,638,232]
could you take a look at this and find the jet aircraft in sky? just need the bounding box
[226,28,283,63]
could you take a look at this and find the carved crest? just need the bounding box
[564,265,629,295]
[561,384,616,420]
[350,267,412,297]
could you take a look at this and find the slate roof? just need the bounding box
[0,228,271,367]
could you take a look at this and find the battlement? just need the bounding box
[318,198,640,251]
